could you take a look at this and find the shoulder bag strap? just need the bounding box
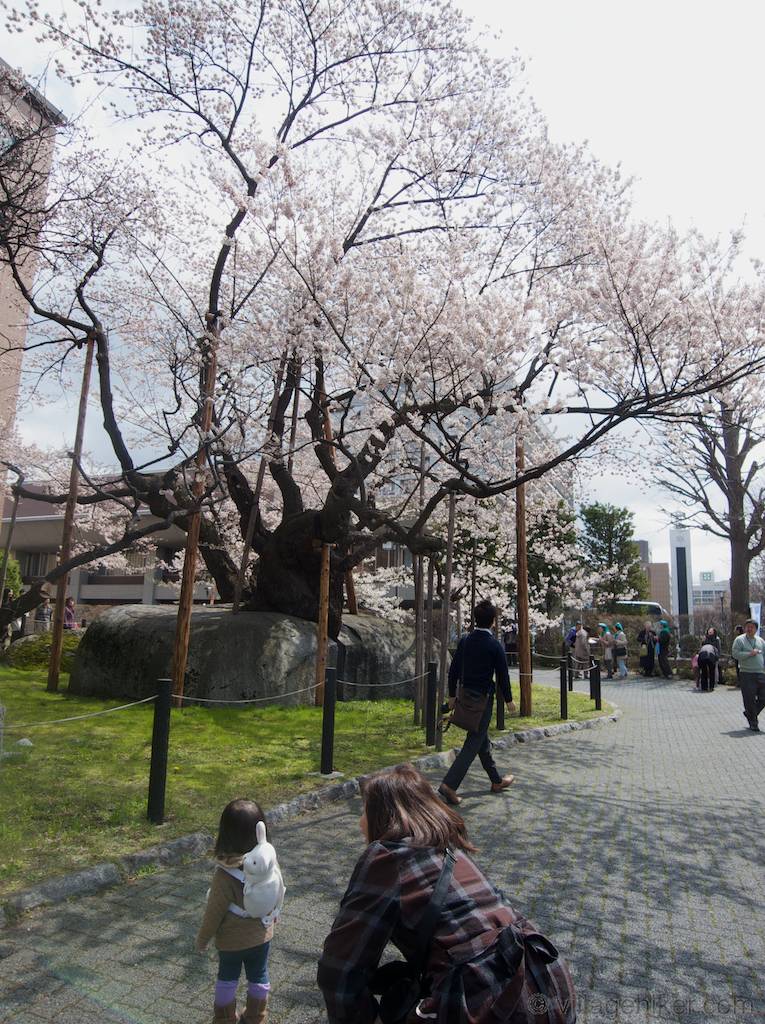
[410,848,457,976]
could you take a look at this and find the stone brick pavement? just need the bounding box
[1,673,764,1024]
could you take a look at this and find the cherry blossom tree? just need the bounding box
[2,0,765,638]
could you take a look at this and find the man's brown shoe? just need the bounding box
[490,774,514,793]
[438,783,461,805]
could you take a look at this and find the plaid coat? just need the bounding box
[318,839,570,1024]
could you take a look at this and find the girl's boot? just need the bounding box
[240,984,269,1024]
[212,980,239,1023]
[211,1002,237,1023]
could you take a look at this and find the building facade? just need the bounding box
[0,58,65,445]
[0,489,214,614]
[669,526,694,619]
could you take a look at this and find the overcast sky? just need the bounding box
[460,0,764,580]
[12,0,765,581]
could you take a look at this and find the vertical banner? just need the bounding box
[750,602,762,635]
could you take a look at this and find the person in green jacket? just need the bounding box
[656,620,673,678]
[731,619,765,732]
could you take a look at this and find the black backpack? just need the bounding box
[441,908,576,1024]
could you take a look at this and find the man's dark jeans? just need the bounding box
[740,672,765,725]
[442,692,501,791]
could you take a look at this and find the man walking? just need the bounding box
[438,599,515,805]
[731,619,765,732]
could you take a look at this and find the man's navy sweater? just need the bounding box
[448,628,512,702]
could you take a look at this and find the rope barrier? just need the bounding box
[177,682,319,705]
[337,673,425,689]
[3,694,158,732]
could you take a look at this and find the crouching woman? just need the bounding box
[317,765,575,1023]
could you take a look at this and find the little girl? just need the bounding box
[196,798,278,1024]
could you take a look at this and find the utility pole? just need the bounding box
[516,433,532,716]
[171,313,219,705]
[47,335,95,693]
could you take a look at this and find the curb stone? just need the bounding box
[0,707,619,927]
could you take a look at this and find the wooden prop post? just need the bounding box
[413,554,424,724]
[232,354,287,614]
[414,442,426,721]
[470,537,477,629]
[47,334,95,693]
[286,360,301,477]
[515,434,532,716]
[171,314,219,706]
[425,557,435,667]
[436,493,456,752]
[0,480,22,602]
[345,568,358,614]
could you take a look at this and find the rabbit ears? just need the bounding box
[256,820,267,845]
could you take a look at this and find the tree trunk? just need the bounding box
[249,511,345,638]
[729,534,751,623]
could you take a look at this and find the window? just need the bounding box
[0,121,16,156]
[20,551,50,578]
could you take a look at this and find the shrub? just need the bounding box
[2,631,82,673]
[0,555,23,597]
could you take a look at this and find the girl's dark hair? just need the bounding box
[362,764,476,852]
[214,798,266,858]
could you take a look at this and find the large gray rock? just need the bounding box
[68,605,420,703]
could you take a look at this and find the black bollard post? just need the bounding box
[425,661,437,746]
[559,657,568,720]
[147,678,172,824]
[567,650,574,692]
[320,667,337,775]
[589,659,596,701]
[594,660,602,711]
[495,680,505,730]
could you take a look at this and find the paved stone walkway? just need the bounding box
[1,673,764,1024]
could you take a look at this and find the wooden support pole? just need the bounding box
[47,334,95,693]
[232,354,287,614]
[0,485,21,602]
[315,541,331,706]
[286,360,301,477]
[436,493,456,752]
[470,536,477,629]
[171,315,219,705]
[414,442,426,720]
[425,556,434,667]
[413,553,424,724]
[345,569,358,615]
[516,434,532,716]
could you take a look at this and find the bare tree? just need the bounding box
[654,395,765,621]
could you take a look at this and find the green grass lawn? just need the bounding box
[0,667,610,896]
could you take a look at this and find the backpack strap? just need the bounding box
[219,865,252,918]
[410,848,456,976]
[220,865,246,883]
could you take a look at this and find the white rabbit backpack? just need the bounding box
[240,820,285,925]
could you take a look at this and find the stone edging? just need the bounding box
[0,705,620,929]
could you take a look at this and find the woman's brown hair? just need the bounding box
[362,764,476,852]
